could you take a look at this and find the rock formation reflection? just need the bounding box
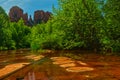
[24,71,49,80]
[24,72,35,80]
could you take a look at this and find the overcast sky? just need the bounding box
[0,0,58,16]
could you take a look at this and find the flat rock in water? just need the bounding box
[0,63,30,78]
[66,67,94,72]
[25,55,44,61]
[50,57,71,61]
[77,61,88,66]
[53,60,74,65]
[60,63,76,68]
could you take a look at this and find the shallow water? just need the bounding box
[0,50,120,80]
[0,50,30,69]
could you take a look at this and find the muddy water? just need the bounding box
[1,50,120,80]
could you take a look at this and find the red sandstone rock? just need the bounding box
[9,6,24,22]
[22,13,29,25]
[9,6,51,26]
[9,6,29,25]
[28,15,34,26]
[34,10,51,24]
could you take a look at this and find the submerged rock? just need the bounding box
[50,57,71,61]
[51,56,94,73]
[25,55,44,61]
[77,61,88,66]
[53,60,74,65]
[0,63,30,78]
[60,63,76,68]
[66,67,94,72]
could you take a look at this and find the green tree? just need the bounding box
[30,0,120,53]
[103,0,120,52]
[10,19,31,48]
[52,0,105,50]
[0,6,13,50]
[30,20,64,50]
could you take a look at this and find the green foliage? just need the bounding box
[30,0,106,51]
[0,6,13,50]
[0,7,31,50]
[10,19,31,48]
[0,6,8,28]
[0,0,120,55]
[52,0,104,50]
[30,21,64,50]
[102,0,120,52]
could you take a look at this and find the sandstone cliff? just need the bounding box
[9,6,51,26]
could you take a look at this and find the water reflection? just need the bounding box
[24,72,35,80]
[24,71,50,80]
[0,49,32,69]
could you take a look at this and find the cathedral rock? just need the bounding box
[34,10,51,24]
[9,6,29,25]
[9,6,51,26]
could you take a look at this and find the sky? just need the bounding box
[0,0,58,16]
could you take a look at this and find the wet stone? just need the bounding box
[50,57,71,61]
[53,60,74,65]
[60,63,76,68]
[77,61,88,66]
[66,67,94,72]
[51,56,94,72]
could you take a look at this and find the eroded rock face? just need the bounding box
[9,6,24,22]
[28,15,34,27]
[9,6,29,25]
[44,11,51,22]
[22,13,29,25]
[34,10,51,24]
[9,6,51,26]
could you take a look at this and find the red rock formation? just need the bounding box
[28,15,34,27]
[22,13,28,25]
[9,6,23,22]
[9,6,51,26]
[9,6,29,25]
[34,10,44,24]
[34,10,51,24]
[44,11,51,22]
